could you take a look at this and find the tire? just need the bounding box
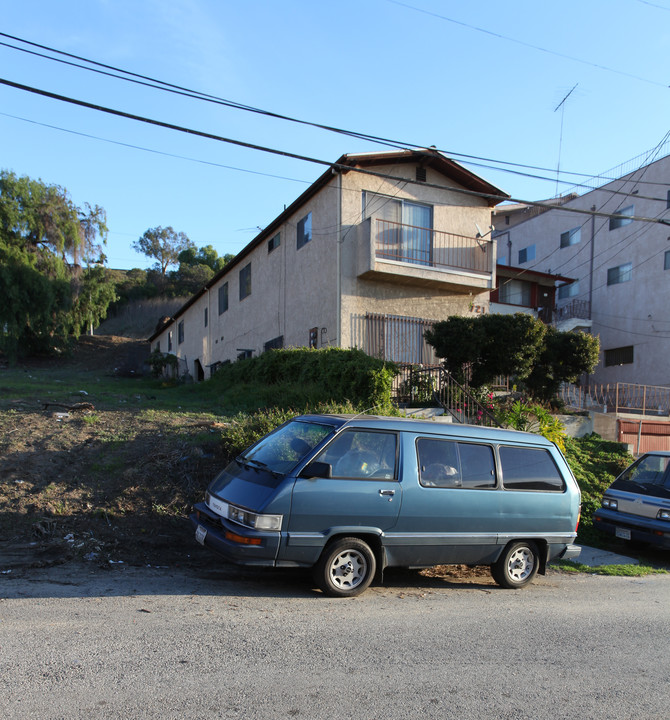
[491,541,539,589]
[314,537,377,597]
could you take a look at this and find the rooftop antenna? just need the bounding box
[554,83,578,197]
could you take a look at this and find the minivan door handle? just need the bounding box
[379,489,395,497]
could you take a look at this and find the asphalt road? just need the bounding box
[1,561,669,720]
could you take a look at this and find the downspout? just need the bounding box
[588,205,595,318]
[336,168,342,348]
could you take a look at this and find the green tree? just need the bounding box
[177,244,233,272]
[524,326,600,402]
[425,313,545,387]
[133,226,193,275]
[0,170,114,359]
[425,312,598,402]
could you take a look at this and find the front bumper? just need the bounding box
[190,502,281,566]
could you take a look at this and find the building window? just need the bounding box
[239,263,251,300]
[237,349,253,360]
[168,331,173,352]
[415,166,427,182]
[609,205,634,230]
[607,262,632,286]
[518,245,535,264]
[560,227,581,248]
[204,307,208,328]
[498,279,532,306]
[665,250,670,270]
[667,190,670,209]
[309,327,318,349]
[154,341,160,353]
[558,280,579,300]
[297,212,312,249]
[264,336,284,352]
[605,345,634,367]
[268,232,281,253]
[218,282,229,314]
[178,320,184,345]
[364,192,433,267]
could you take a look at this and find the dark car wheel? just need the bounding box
[314,537,376,598]
[491,541,539,589]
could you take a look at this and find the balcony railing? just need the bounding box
[554,299,592,324]
[374,219,492,275]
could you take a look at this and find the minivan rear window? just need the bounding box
[499,446,565,492]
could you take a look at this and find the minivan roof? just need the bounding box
[294,414,554,447]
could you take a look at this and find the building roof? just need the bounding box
[149,148,509,341]
[496,263,573,286]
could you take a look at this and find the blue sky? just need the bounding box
[1,0,669,270]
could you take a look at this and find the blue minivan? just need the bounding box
[191,414,581,596]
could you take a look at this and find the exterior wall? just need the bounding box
[493,154,670,387]
[339,162,494,357]
[152,178,341,377]
[152,153,503,378]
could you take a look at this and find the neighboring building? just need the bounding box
[149,148,508,379]
[492,152,670,387]
[491,264,574,324]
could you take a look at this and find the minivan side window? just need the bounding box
[417,438,496,489]
[499,446,565,492]
[314,430,397,480]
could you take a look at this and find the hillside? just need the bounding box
[0,336,225,571]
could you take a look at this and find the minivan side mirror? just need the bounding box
[299,461,332,479]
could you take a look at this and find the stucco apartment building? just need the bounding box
[149,148,508,380]
[492,151,670,387]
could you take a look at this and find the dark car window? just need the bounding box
[314,430,397,480]
[499,446,565,492]
[417,438,495,489]
[610,454,670,497]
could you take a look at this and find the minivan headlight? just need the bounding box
[228,503,282,531]
[657,509,670,521]
[602,498,618,510]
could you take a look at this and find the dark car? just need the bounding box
[594,452,670,549]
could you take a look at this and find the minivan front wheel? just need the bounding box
[314,537,376,597]
[492,541,539,589]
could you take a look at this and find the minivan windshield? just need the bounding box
[240,419,336,474]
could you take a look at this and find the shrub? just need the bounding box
[210,348,398,413]
[218,401,358,460]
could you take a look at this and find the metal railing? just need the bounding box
[553,299,592,324]
[374,219,492,275]
[394,364,501,427]
[560,381,670,416]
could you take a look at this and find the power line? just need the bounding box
[386,0,670,89]
[2,30,662,187]
[3,77,670,229]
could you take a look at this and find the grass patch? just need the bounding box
[554,559,667,577]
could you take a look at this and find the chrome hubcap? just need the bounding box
[507,547,534,582]
[330,550,366,589]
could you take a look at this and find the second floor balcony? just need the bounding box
[356,217,494,293]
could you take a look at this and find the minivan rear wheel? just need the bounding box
[491,541,539,589]
[314,537,376,597]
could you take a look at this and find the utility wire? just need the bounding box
[3,77,670,229]
[1,31,659,186]
[386,0,670,89]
